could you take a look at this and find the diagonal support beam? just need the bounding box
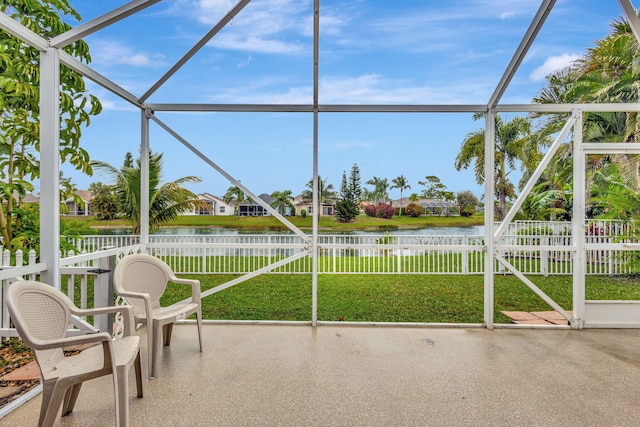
[50,0,162,48]
[618,0,640,44]
[140,0,252,102]
[59,51,143,108]
[495,111,578,240]
[1,13,143,108]
[148,113,310,241]
[0,12,48,50]
[487,0,556,108]
[194,250,310,302]
[495,253,574,325]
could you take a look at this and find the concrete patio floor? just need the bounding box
[3,324,640,426]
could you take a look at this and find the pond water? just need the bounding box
[92,225,485,236]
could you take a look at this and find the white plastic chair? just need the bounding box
[6,280,143,427]
[114,254,203,379]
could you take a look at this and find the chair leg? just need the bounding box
[116,364,130,427]
[163,323,174,346]
[62,382,82,416]
[146,322,155,379]
[39,380,65,427]
[152,321,163,379]
[134,350,144,398]
[196,309,203,352]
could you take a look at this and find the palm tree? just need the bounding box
[223,186,246,218]
[390,175,411,215]
[270,190,295,216]
[365,176,389,205]
[302,176,336,216]
[92,152,202,234]
[454,113,530,220]
[530,18,640,218]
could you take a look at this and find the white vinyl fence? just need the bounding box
[61,220,639,276]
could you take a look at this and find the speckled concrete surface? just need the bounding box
[3,324,640,426]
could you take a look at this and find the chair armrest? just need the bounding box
[28,331,112,351]
[71,305,137,337]
[170,277,201,305]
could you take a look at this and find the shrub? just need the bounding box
[301,209,307,218]
[335,199,359,222]
[365,202,395,218]
[405,203,424,217]
[460,205,475,217]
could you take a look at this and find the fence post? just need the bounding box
[541,236,548,277]
[91,248,115,334]
[462,236,468,275]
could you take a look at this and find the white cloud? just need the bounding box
[192,0,314,55]
[89,40,167,68]
[211,35,304,55]
[530,53,580,81]
[204,73,494,105]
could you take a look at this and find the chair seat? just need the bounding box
[136,303,199,323]
[42,336,141,380]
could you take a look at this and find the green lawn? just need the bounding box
[159,273,640,324]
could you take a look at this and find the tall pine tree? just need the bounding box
[335,164,361,222]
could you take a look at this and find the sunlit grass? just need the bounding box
[160,273,640,324]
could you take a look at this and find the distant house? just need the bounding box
[392,197,459,216]
[293,194,334,216]
[186,193,234,216]
[64,190,94,216]
[23,194,40,204]
[237,193,273,217]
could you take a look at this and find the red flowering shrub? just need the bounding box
[365,202,395,218]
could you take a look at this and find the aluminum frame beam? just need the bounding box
[50,0,162,49]
[572,111,586,328]
[140,0,252,102]
[483,111,496,329]
[311,0,320,326]
[488,0,555,108]
[0,12,48,50]
[39,48,61,288]
[146,103,640,114]
[618,0,640,44]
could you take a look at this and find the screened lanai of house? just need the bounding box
[2,0,640,329]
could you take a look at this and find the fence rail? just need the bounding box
[60,220,640,275]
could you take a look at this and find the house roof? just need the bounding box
[198,192,227,203]
[64,190,94,203]
[238,193,273,206]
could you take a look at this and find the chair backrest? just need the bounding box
[114,254,173,312]
[6,281,72,370]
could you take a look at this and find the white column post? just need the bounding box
[140,108,150,244]
[311,0,319,326]
[40,47,61,288]
[484,111,496,328]
[572,110,585,329]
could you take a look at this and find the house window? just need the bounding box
[220,206,225,213]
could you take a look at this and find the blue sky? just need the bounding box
[55,0,625,201]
